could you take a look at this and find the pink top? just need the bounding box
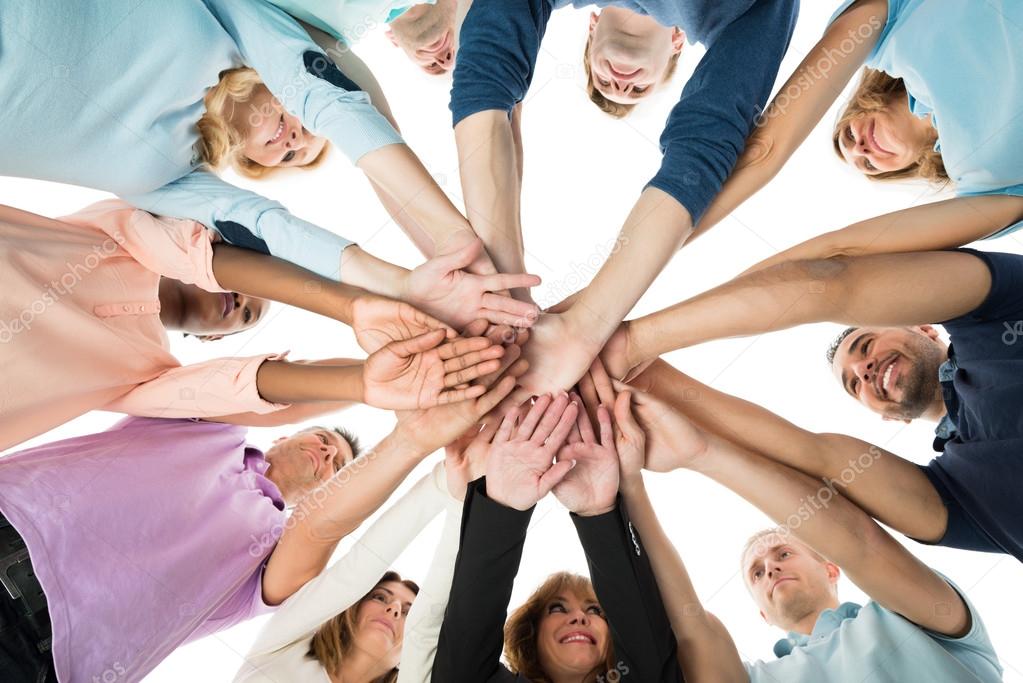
[0,200,286,452]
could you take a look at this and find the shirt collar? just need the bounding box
[773,602,862,658]
[933,353,960,450]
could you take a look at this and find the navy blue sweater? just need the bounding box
[451,0,799,223]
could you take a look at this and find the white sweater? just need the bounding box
[233,463,461,683]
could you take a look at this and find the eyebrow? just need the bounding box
[840,332,871,394]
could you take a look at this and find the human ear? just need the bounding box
[198,334,225,343]
[589,11,599,34]
[671,27,685,53]
[385,28,399,47]
[915,324,940,341]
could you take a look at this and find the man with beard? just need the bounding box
[599,248,1023,563]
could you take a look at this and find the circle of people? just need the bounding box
[1,1,1019,681]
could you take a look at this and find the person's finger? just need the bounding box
[578,372,600,427]
[480,291,540,321]
[431,237,483,274]
[473,376,519,423]
[461,319,489,338]
[480,308,537,328]
[444,358,503,388]
[517,394,553,440]
[575,392,597,444]
[543,400,579,451]
[597,404,615,447]
[477,344,521,388]
[494,404,520,444]
[567,413,583,444]
[612,391,640,434]
[407,304,457,339]
[436,336,493,360]
[388,328,447,357]
[589,358,615,407]
[513,328,530,346]
[436,384,487,405]
[475,417,502,445]
[442,345,505,374]
[528,393,570,444]
[481,273,542,293]
[537,458,576,498]
[482,323,513,345]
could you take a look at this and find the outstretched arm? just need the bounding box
[622,250,991,368]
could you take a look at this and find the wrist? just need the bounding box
[561,307,610,354]
[573,501,616,518]
[618,473,645,497]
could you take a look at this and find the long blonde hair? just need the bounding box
[504,572,616,683]
[307,571,419,683]
[196,67,330,178]
[832,68,946,184]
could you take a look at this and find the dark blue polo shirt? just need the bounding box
[923,249,1023,562]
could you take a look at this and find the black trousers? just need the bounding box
[0,514,56,683]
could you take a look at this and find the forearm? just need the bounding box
[255,359,364,404]
[690,434,969,637]
[568,188,693,350]
[357,144,479,255]
[212,243,362,323]
[264,430,430,604]
[629,251,992,362]
[618,477,746,682]
[339,245,411,301]
[455,111,527,281]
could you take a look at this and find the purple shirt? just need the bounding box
[0,417,287,682]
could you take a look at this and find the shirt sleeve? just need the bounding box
[242,463,449,657]
[960,184,1023,239]
[60,200,224,292]
[103,354,290,418]
[125,170,354,281]
[571,500,684,683]
[449,0,553,126]
[431,477,531,683]
[397,493,464,683]
[648,0,797,224]
[201,0,402,163]
[942,249,1023,324]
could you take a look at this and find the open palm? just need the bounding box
[351,295,454,353]
[363,330,504,410]
[553,401,619,517]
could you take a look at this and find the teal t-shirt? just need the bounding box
[829,0,1023,236]
[269,0,437,44]
[745,581,1002,682]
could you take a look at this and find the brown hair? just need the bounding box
[832,68,947,184]
[504,572,616,682]
[196,67,330,179]
[583,36,681,119]
[307,571,419,682]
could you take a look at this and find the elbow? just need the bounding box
[735,131,782,180]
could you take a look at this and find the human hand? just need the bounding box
[444,420,499,502]
[351,295,455,354]
[436,229,500,277]
[599,321,652,382]
[552,395,619,517]
[612,379,709,472]
[517,313,601,394]
[485,394,579,511]
[405,238,541,328]
[363,330,505,410]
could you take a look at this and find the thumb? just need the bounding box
[432,238,482,274]
[388,328,447,357]
[538,458,576,497]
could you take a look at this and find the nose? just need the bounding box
[568,610,590,625]
[385,599,403,618]
[852,357,876,385]
[285,128,305,150]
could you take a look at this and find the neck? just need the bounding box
[332,648,391,683]
[157,278,187,330]
[787,596,841,636]
[548,670,598,683]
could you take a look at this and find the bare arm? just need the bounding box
[627,250,991,364]
[694,0,889,237]
[690,431,970,638]
[629,359,947,543]
[741,195,1023,275]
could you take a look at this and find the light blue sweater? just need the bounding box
[0,0,404,279]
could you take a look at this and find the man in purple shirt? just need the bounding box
[0,370,516,683]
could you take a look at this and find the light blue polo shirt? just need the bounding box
[745,582,1002,682]
[269,0,438,44]
[829,0,1023,237]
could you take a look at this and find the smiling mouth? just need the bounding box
[559,633,596,645]
[269,116,285,144]
[875,354,898,399]
[221,292,235,319]
[868,121,892,156]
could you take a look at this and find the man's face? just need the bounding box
[831,326,947,421]
[587,9,683,104]
[386,0,459,75]
[742,534,839,631]
[264,427,354,503]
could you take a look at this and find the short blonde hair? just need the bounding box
[504,572,616,682]
[740,527,828,575]
[832,68,947,185]
[582,35,681,119]
[307,571,419,681]
[196,67,330,179]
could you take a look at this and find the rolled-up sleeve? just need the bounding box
[104,353,290,418]
[450,0,553,126]
[648,0,798,224]
[126,170,354,281]
[202,0,402,162]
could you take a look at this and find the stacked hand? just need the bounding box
[405,238,542,329]
[550,394,620,517]
[350,295,456,354]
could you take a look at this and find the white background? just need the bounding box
[5,2,1023,680]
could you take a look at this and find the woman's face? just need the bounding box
[536,590,610,678]
[178,285,268,338]
[351,581,417,669]
[836,105,930,176]
[237,85,327,169]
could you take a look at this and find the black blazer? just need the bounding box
[431,477,684,683]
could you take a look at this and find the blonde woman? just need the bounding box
[1,1,536,328]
